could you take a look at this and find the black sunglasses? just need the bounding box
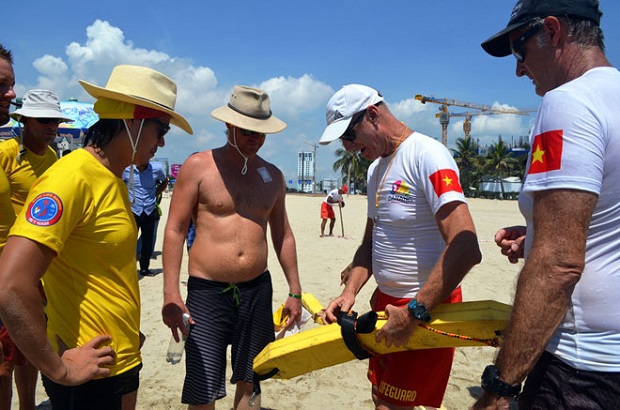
[238,128,265,137]
[149,118,171,139]
[35,118,63,125]
[340,110,366,142]
[510,19,545,63]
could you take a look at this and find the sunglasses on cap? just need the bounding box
[238,128,265,137]
[510,19,545,63]
[148,118,171,139]
[35,118,63,125]
[340,110,366,142]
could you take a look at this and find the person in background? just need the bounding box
[0,64,192,409]
[320,185,347,237]
[319,84,481,409]
[123,159,168,277]
[0,87,72,410]
[162,85,302,409]
[473,1,620,408]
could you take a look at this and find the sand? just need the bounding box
[21,194,524,410]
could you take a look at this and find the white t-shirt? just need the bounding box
[323,188,342,207]
[367,132,466,298]
[519,67,620,371]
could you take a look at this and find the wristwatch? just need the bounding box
[407,299,431,322]
[481,365,521,398]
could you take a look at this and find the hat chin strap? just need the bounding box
[228,126,249,175]
[123,119,145,204]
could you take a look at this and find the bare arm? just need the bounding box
[377,201,481,346]
[324,217,374,324]
[474,189,595,408]
[0,237,115,384]
[156,177,169,197]
[269,174,302,328]
[162,157,199,339]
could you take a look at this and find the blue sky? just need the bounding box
[4,1,620,185]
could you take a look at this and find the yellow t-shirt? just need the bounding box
[0,138,57,214]
[10,148,141,376]
[0,168,15,252]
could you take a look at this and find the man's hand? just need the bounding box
[495,226,526,264]
[375,304,418,347]
[54,335,116,386]
[471,391,512,410]
[323,293,355,324]
[162,300,193,342]
[282,296,303,330]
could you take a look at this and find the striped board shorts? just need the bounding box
[182,271,274,406]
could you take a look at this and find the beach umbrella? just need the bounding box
[0,99,99,150]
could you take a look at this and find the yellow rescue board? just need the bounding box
[255,300,511,380]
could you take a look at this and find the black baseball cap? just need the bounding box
[481,0,603,57]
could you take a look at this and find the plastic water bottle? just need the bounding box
[166,313,190,364]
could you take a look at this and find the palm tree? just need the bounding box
[451,137,481,197]
[483,137,518,198]
[332,148,371,193]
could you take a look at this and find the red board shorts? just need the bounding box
[0,323,26,366]
[320,202,335,219]
[368,287,462,407]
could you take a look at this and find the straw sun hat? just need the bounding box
[79,65,193,134]
[211,85,286,134]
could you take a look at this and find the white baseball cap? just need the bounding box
[319,84,384,145]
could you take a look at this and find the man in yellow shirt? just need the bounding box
[0,88,72,410]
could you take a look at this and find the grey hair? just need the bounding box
[534,16,605,52]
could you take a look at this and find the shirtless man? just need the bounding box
[162,85,302,410]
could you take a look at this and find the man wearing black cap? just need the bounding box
[475,1,620,409]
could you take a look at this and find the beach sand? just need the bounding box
[21,194,524,409]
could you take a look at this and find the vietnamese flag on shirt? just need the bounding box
[429,169,463,197]
[528,130,563,174]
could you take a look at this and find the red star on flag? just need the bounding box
[429,169,463,197]
[528,130,563,174]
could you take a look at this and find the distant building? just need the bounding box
[297,151,314,193]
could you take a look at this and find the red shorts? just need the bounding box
[320,202,335,219]
[368,287,463,407]
[0,323,26,366]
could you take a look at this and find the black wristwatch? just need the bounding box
[481,365,521,398]
[407,299,431,322]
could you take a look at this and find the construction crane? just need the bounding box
[415,94,530,146]
[438,111,532,141]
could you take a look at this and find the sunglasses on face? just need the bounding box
[510,19,545,63]
[35,118,63,125]
[340,110,366,142]
[149,118,171,139]
[238,128,265,137]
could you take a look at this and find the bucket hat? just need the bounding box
[211,85,286,134]
[79,65,193,134]
[481,0,602,57]
[319,84,384,145]
[10,90,73,123]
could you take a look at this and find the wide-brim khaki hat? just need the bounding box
[79,65,193,134]
[211,85,286,134]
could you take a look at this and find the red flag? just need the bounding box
[429,169,463,197]
[528,130,563,174]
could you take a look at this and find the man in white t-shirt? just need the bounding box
[318,84,481,409]
[320,185,346,237]
[475,1,620,408]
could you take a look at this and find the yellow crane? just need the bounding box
[414,94,531,146]
[439,111,532,141]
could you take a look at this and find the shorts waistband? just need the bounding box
[188,270,271,290]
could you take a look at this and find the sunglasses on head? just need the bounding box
[35,118,63,125]
[148,118,171,139]
[238,128,265,137]
[340,110,366,142]
[510,19,545,63]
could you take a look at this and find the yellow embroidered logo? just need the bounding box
[378,381,417,402]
